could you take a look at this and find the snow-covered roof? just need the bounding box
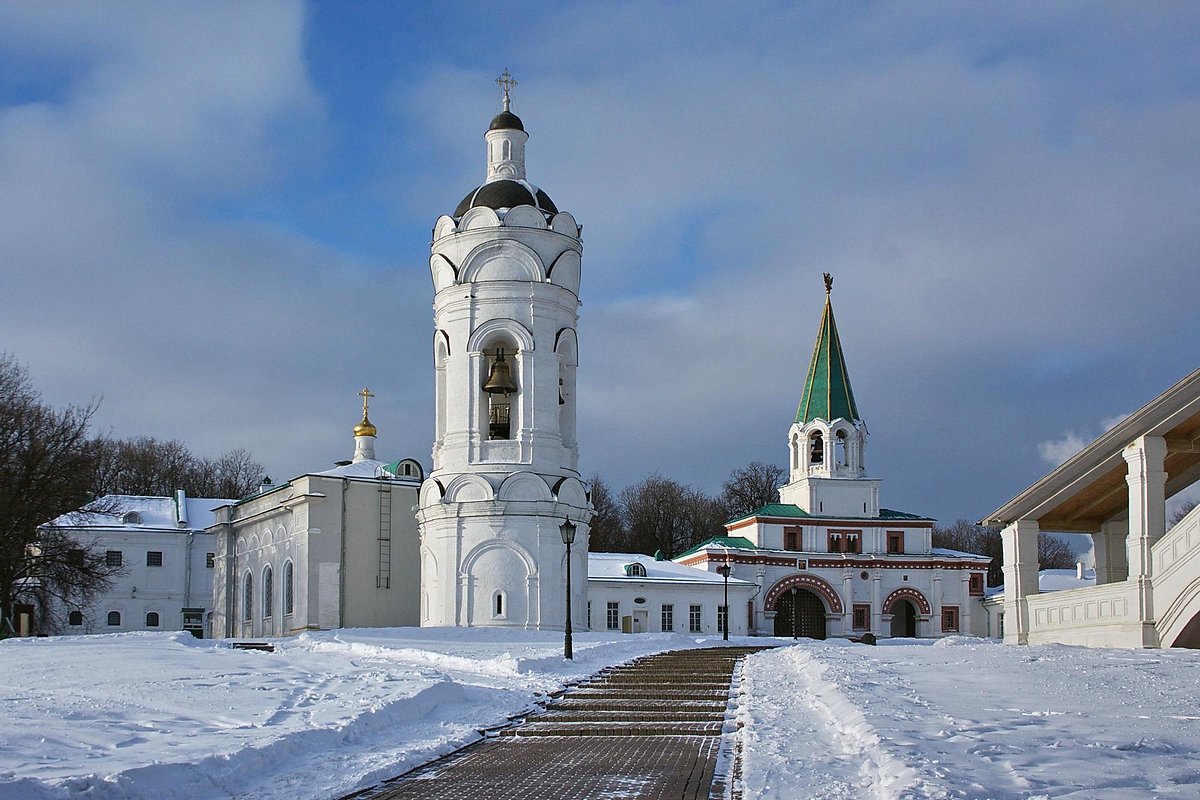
[984,567,1096,598]
[588,552,753,585]
[930,547,990,561]
[45,495,233,531]
[313,458,423,481]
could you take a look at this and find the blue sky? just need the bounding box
[2,1,1199,525]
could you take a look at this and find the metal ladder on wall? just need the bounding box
[377,485,392,589]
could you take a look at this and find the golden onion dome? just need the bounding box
[354,387,377,437]
[354,415,377,438]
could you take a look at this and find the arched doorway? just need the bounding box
[773,588,827,640]
[890,599,917,638]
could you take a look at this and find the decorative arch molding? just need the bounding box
[882,587,932,616]
[459,239,545,283]
[461,538,537,578]
[419,478,446,506]
[467,317,535,353]
[459,206,501,231]
[433,330,451,365]
[443,473,495,504]
[430,254,458,292]
[433,215,458,241]
[497,472,553,502]
[501,206,547,229]
[763,573,844,614]
[547,251,581,294]
[551,475,588,508]
[1157,573,1200,647]
[554,327,579,366]
[550,211,579,236]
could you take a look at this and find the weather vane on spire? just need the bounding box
[823,272,834,295]
[496,68,517,112]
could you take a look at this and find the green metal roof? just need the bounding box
[674,536,759,560]
[726,503,934,525]
[795,282,860,425]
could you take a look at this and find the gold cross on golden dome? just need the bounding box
[359,387,374,417]
[496,68,517,111]
[354,388,377,438]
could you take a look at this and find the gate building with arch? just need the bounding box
[677,276,990,639]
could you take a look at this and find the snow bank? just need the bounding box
[0,628,739,799]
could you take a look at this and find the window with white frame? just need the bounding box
[689,604,702,633]
[661,604,674,632]
[262,565,274,619]
[717,605,728,633]
[284,561,294,615]
[606,601,619,630]
[243,572,253,623]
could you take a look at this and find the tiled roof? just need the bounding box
[796,286,860,425]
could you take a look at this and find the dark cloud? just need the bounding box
[2,2,1198,523]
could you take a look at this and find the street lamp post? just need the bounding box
[716,561,731,641]
[560,518,577,660]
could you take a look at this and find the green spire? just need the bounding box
[795,273,860,425]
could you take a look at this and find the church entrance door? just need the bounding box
[773,588,827,640]
[890,599,917,638]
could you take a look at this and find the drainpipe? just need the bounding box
[340,478,349,629]
[184,531,194,613]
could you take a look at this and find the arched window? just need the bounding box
[482,345,517,440]
[835,430,848,467]
[145,612,160,627]
[624,562,647,577]
[262,565,274,619]
[243,572,253,623]
[493,591,506,619]
[68,610,83,626]
[122,511,142,525]
[283,561,294,616]
[107,611,121,626]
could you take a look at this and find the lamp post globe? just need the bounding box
[560,519,577,660]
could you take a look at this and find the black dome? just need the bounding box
[454,179,558,218]
[489,111,524,132]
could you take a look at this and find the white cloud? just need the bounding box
[1038,432,1088,467]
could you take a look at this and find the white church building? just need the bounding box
[676,276,991,639]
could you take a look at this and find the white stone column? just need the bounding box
[931,571,942,637]
[842,570,854,634]
[1124,435,1168,580]
[870,575,882,635]
[1001,519,1040,645]
[960,572,972,634]
[1093,519,1129,585]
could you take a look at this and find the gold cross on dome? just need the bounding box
[359,387,374,417]
[496,69,517,111]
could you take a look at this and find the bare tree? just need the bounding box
[619,475,725,559]
[586,474,626,552]
[932,519,1077,587]
[721,461,786,518]
[0,353,122,635]
[91,436,263,499]
[1170,499,1198,528]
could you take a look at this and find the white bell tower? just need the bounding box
[417,73,592,629]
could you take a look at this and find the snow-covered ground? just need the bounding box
[3,630,1200,800]
[737,637,1200,799]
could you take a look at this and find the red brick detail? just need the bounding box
[882,586,931,615]
[764,573,844,614]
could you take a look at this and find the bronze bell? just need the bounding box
[482,348,517,396]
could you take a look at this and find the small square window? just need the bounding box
[886,531,904,554]
[783,526,801,551]
[205,552,215,569]
[105,550,122,567]
[969,573,984,595]
[852,604,870,630]
[941,606,960,633]
[146,551,163,567]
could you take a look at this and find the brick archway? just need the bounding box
[882,586,931,615]
[764,573,844,614]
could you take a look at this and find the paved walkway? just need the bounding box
[345,645,771,800]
